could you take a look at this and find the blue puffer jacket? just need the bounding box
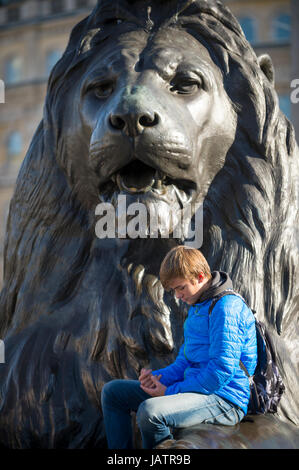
[153,284,257,414]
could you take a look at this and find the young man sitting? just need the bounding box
[101,245,257,449]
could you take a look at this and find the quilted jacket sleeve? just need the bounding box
[164,297,246,395]
[151,343,190,387]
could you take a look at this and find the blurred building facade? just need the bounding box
[225,0,293,118]
[0,0,296,285]
[0,0,97,283]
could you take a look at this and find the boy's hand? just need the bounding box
[140,372,166,397]
[139,368,159,389]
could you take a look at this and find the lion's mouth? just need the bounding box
[100,160,196,207]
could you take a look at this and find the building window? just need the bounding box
[278,95,291,119]
[238,17,257,44]
[6,131,23,159]
[46,49,62,75]
[4,56,23,85]
[7,6,20,23]
[50,0,64,15]
[272,13,291,42]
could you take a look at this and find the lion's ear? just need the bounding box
[258,54,275,86]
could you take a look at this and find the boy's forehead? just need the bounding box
[168,277,189,289]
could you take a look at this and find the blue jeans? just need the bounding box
[101,379,244,449]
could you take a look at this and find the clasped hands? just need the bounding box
[139,368,167,397]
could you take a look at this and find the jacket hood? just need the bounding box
[197,271,233,303]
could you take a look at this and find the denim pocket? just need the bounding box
[203,405,241,426]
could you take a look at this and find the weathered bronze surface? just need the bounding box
[0,0,298,448]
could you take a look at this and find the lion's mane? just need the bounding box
[0,0,298,448]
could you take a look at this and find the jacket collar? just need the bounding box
[195,271,233,304]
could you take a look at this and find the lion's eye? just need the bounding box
[170,79,201,95]
[93,82,114,99]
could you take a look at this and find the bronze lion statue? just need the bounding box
[0,0,298,448]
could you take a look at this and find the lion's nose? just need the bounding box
[109,111,159,136]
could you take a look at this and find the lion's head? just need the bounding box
[0,0,298,448]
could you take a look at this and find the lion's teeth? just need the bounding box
[116,173,155,193]
[153,179,163,189]
[155,170,165,181]
[172,185,184,209]
[172,185,192,208]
